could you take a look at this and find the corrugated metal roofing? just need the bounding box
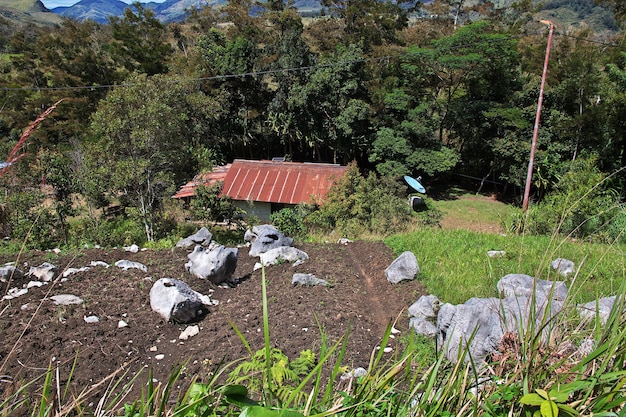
[223,159,348,205]
[172,164,231,199]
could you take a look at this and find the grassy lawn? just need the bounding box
[387,191,626,305]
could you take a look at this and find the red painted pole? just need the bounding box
[522,21,554,212]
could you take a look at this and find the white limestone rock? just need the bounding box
[150,278,213,324]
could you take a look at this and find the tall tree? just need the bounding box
[262,2,316,159]
[320,0,409,50]
[109,2,173,76]
[197,29,269,159]
[85,73,207,241]
[289,44,370,164]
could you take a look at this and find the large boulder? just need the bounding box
[385,251,419,284]
[497,273,568,303]
[176,227,213,249]
[292,273,328,287]
[149,278,214,323]
[411,274,567,364]
[245,225,294,257]
[260,246,309,266]
[185,244,238,284]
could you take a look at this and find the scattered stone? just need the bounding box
[179,325,200,340]
[260,246,309,266]
[123,244,140,253]
[115,260,148,272]
[83,315,100,323]
[185,245,238,284]
[245,225,294,257]
[385,251,419,284]
[0,264,23,282]
[176,227,213,248]
[62,267,90,278]
[292,273,328,287]
[487,250,506,258]
[551,258,575,277]
[149,346,158,352]
[340,367,368,381]
[90,261,110,268]
[118,320,129,328]
[28,262,58,282]
[149,278,213,323]
[50,294,84,305]
[337,238,352,245]
[26,281,43,289]
[2,287,28,300]
[155,354,165,360]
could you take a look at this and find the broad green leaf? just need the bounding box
[239,406,305,417]
[540,400,558,417]
[536,389,550,400]
[520,393,545,406]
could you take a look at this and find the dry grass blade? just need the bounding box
[0,98,65,176]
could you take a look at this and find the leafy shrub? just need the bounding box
[191,182,244,224]
[70,216,146,247]
[0,189,61,249]
[227,348,316,404]
[508,157,624,242]
[270,204,315,239]
[305,163,415,237]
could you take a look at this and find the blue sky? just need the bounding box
[42,0,165,8]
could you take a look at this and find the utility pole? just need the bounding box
[522,20,554,212]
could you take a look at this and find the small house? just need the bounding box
[174,159,349,220]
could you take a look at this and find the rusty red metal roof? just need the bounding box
[173,164,231,199]
[174,160,348,204]
[223,159,348,205]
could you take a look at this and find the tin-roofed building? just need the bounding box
[174,159,349,220]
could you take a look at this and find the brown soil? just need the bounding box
[0,241,427,403]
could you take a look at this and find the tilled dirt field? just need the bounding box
[0,241,427,404]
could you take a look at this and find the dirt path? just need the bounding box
[344,242,392,331]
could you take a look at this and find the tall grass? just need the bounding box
[385,228,626,305]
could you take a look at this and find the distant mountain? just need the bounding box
[0,0,62,26]
[50,0,222,23]
[35,0,620,35]
[51,0,131,23]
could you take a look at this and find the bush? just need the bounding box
[270,204,315,239]
[69,216,146,247]
[305,163,415,237]
[191,182,244,224]
[509,156,625,242]
[0,189,62,249]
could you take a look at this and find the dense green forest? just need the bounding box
[2,0,626,248]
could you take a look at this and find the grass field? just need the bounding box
[387,191,626,305]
